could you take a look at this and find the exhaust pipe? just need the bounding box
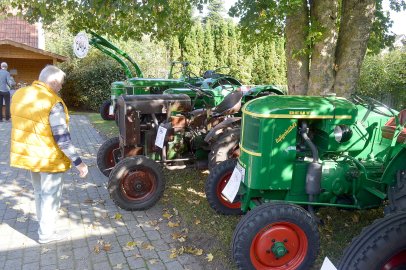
[300,122,322,221]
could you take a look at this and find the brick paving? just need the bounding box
[0,115,204,270]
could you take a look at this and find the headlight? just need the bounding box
[334,125,352,143]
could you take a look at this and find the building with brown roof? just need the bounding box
[0,16,67,86]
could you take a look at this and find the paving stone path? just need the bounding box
[0,115,204,270]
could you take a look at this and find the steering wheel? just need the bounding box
[351,94,396,117]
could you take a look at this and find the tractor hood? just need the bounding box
[127,78,186,87]
[242,95,357,120]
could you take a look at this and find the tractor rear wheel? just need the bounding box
[232,202,319,270]
[386,170,406,214]
[108,156,165,211]
[208,128,240,171]
[205,159,242,215]
[97,137,120,177]
[100,100,115,120]
[338,211,406,270]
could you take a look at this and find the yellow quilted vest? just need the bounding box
[10,81,71,172]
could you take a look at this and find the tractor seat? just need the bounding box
[381,109,406,143]
[212,91,244,115]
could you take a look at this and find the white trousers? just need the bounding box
[30,171,64,238]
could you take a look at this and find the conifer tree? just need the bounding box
[202,21,217,71]
[183,25,201,76]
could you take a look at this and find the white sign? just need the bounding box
[108,105,114,116]
[320,257,337,270]
[155,126,168,148]
[73,32,90,58]
[221,162,245,203]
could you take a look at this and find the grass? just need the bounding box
[85,112,385,269]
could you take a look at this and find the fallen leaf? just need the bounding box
[83,199,94,204]
[134,253,142,258]
[352,213,360,223]
[141,242,155,250]
[114,263,123,269]
[60,255,70,260]
[41,247,50,254]
[149,259,158,265]
[178,237,186,242]
[173,208,179,216]
[127,241,136,247]
[17,216,28,223]
[184,247,203,256]
[169,250,178,259]
[206,253,214,262]
[103,243,112,251]
[171,232,182,239]
[194,219,201,225]
[147,220,159,226]
[168,221,180,228]
[162,213,172,219]
[114,213,122,220]
[93,245,101,254]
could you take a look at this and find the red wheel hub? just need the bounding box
[120,170,157,201]
[382,249,406,270]
[250,222,308,270]
[216,172,241,209]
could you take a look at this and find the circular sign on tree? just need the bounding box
[73,32,89,58]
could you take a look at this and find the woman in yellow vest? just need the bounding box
[10,65,88,244]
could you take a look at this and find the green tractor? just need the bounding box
[205,94,405,269]
[73,31,204,120]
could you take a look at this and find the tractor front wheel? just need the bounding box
[205,159,242,215]
[108,156,165,211]
[100,100,115,120]
[97,137,120,177]
[232,202,319,270]
[338,211,406,270]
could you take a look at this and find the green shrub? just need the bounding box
[357,49,406,111]
[60,51,126,111]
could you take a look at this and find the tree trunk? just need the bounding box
[307,0,339,96]
[333,0,376,97]
[285,0,309,95]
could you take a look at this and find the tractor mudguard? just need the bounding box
[381,147,406,185]
[204,117,241,143]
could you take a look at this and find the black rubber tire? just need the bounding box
[386,170,406,214]
[97,137,120,177]
[232,202,319,270]
[205,159,243,215]
[208,128,240,171]
[338,211,406,270]
[108,156,165,211]
[100,100,115,120]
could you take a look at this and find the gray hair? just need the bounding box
[1,62,7,69]
[38,65,66,84]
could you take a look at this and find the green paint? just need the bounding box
[237,95,405,212]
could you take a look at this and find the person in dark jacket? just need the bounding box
[0,62,15,121]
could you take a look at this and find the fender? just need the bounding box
[204,117,241,143]
[381,147,406,185]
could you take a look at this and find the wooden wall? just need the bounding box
[0,45,56,86]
